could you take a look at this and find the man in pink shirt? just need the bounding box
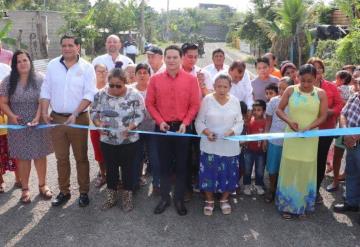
[146,45,200,216]
[0,41,13,65]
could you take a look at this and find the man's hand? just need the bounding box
[64,114,77,125]
[177,123,186,134]
[42,113,53,124]
[159,122,170,132]
[344,135,356,148]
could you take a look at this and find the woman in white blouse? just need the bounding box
[195,74,243,216]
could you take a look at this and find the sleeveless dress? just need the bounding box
[275,85,320,215]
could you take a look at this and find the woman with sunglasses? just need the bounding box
[90,68,145,212]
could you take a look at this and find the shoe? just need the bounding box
[264,191,275,203]
[52,192,71,207]
[174,200,187,216]
[333,202,359,213]
[154,199,170,214]
[78,193,90,207]
[243,185,252,195]
[39,184,53,200]
[326,183,338,192]
[203,200,215,216]
[255,185,265,195]
[220,200,232,215]
[121,190,134,212]
[102,188,117,210]
[148,184,160,197]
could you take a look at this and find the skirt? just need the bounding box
[0,134,16,175]
[199,152,239,193]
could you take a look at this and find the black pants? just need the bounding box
[101,141,140,191]
[317,136,334,193]
[156,123,190,202]
[186,122,200,192]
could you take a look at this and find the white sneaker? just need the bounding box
[243,185,252,195]
[255,185,265,195]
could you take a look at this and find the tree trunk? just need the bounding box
[36,11,48,59]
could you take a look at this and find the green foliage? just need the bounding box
[336,23,360,65]
[316,3,334,24]
[0,21,18,47]
[3,0,91,11]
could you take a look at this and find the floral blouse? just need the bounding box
[90,86,145,145]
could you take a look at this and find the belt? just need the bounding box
[52,111,87,117]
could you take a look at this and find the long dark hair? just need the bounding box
[8,50,37,96]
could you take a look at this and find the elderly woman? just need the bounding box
[0,50,53,203]
[90,63,108,188]
[307,57,343,203]
[91,68,144,212]
[195,74,243,216]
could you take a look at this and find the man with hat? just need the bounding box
[146,46,166,75]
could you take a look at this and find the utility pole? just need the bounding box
[139,0,145,53]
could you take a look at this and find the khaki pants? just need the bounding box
[51,112,90,194]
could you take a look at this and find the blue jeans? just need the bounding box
[243,149,266,186]
[345,145,360,206]
[133,134,160,188]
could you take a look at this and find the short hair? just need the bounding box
[307,57,325,72]
[253,99,266,111]
[94,63,108,71]
[212,48,225,58]
[164,45,183,57]
[255,56,270,67]
[60,34,81,45]
[279,76,294,86]
[299,64,317,77]
[214,74,232,86]
[135,63,151,74]
[229,60,246,73]
[108,68,127,83]
[265,83,279,94]
[342,65,356,73]
[181,42,198,55]
[336,70,352,85]
[240,101,248,115]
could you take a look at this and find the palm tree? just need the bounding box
[0,21,17,47]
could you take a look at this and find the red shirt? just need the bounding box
[145,68,200,126]
[319,79,343,129]
[246,117,266,152]
[0,48,13,65]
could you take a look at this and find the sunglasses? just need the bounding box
[109,84,122,89]
[181,43,198,51]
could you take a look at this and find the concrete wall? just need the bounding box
[1,10,65,59]
[199,24,228,42]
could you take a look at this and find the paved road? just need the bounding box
[1,43,359,247]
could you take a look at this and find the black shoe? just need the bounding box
[154,199,170,214]
[78,193,90,207]
[174,200,187,216]
[333,202,359,213]
[51,192,71,207]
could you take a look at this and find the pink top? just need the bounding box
[146,69,200,126]
[0,48,13,65]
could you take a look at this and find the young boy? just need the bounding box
[263,77,292,202]
[265,83,279,102]
[243,100,267,195]
[251,56,279,102]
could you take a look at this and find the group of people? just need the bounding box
[0,34,360,223]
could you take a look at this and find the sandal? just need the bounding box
[281,212,294,220]
[20,188,31,204]
[203,200,215,216]
[95,176,106,188]
[220,200,232,215]
[39,184,53,200]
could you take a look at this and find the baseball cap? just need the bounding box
[146,46,163,55]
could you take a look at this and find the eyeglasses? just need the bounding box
[109,84,122,89]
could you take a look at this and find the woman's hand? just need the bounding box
[27,116,40,127]
[123,123,137,138]
[288,121,299,132]
[9,114,21,125]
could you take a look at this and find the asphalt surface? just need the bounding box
[1,43,359,247]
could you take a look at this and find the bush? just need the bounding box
[336,29,360,65]
[315,40,341,80]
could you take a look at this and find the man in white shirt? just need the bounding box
[123,38,138,63]
[146,46,166,75]
[0,63,11,81]
[181,42,213,97]
[203,48,229,79]
[40,34,97,208]
[92,34,133,70]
